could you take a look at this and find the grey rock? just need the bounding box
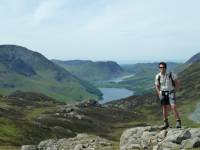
[74,144,83,150]
[77,99,101,108]
[21,145,37,150]
[164,128,191,144]
[37,133,113,150]
[50,126,73,136]
[190,128,200,138]
[160,141,182,149]
[120,126,200,150]
[182,137,200,148]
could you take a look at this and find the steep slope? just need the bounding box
[178,61,200,99]
[186,52,200,64]
[175,52,200,73]
[172,52,200,97]
[0,45,102,102]
[52,59,126,82]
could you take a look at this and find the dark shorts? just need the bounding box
[159,91,176,105]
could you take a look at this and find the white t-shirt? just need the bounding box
[155,72,178,91]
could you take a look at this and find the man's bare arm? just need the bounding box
[155,84,160,96]
[174,79,180,91]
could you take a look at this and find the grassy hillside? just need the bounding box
[0,92,60,146]
[178,61,200,98]
[0,61,200,149]
[52,60,127,82]
[0,91,143,149]
[0,45,102,102]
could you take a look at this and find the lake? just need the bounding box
[98,87,134,104]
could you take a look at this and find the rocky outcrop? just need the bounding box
[22,133,113,150]
[120,126,200,150]
[104,94,158,110]
[55,100,102,120]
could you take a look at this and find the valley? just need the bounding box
[0,45,200,149]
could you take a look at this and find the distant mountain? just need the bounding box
[121,62,180,74]
[0,45,102,101]
[52,60,126,82]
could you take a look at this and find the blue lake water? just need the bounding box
[98,87,134,104]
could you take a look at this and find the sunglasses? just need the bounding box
[159,66,166,69]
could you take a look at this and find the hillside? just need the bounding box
[178,61,200,99]
[0,45,102,102]
[0,49,200,149]
[0,59,200,150]
[175,52,200,73]
[0,91,142,149]
[52,59,127,82]
[186,52,200,64]
[177,52,200,98]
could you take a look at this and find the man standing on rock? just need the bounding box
[155,62,181,129]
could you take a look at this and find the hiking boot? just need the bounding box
[176,119,181,128]
[162,119,169,129]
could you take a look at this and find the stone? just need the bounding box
[36,133,113,150]
[164,128,191,144]
[120,126,200,150]
[21,145,37,150]
[190,128,200,138]
[182,137,200,149]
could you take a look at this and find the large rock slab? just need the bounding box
[22,133,114,150]
[120,126,200,150]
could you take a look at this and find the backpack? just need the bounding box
[158,72,176,87]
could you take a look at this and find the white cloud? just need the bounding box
[30,0,64,26]
[0,0,200,61]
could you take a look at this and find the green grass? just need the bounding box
[0,146,20,150]
[168,98,200,128]
[133,98,200,128]
[25,107,57,121]
[0,70,101,102]
[0,117,22,145]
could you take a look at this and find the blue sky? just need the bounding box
[1,0,200,63]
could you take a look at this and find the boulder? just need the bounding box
[77,99,102,108]
[21,145,37,150]
[120,126,200,150]
[36,133,113,150]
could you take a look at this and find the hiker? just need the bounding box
[155,62,181,129]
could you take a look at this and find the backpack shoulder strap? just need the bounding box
[158,75,161,86]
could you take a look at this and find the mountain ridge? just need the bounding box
[0,45,102,101]
[186,52,200,64]
[52,59,127,82]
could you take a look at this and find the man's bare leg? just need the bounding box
[171,104,181,128]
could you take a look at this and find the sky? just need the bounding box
[1,0,200,63]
